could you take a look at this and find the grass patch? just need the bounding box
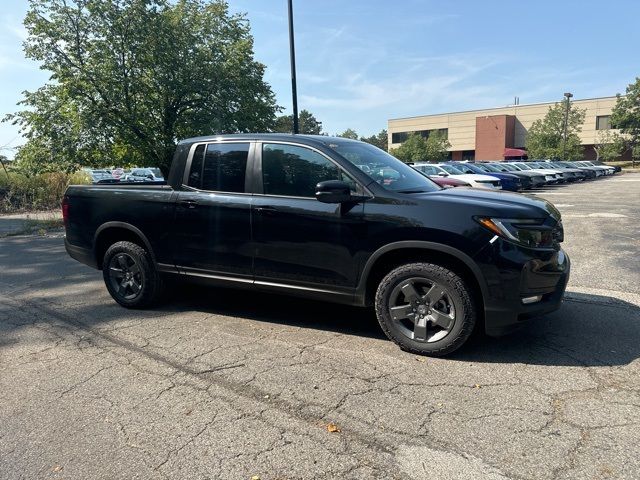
[0,171,90,214]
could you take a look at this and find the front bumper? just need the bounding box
[476,241,570,336]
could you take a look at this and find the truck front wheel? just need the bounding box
[102,241,163,308]
[375,262,476,356]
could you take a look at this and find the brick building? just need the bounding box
[388,96,630,161]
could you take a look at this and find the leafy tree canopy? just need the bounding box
[390,131,451,163]
[273,109,323,135]
[525,99,586,160]
[337,128,358,140]
[360,129,388,151]
[611,77,640,161]
[593,130,625,162]
[6,0,279,174]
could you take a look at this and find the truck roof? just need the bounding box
[178,133,360,148]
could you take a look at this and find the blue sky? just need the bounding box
[1,0,639,157]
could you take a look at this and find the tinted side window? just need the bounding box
[187,144,205,188]
[201,143,250,193]
[262,144,341,197]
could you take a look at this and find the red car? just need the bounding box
[430,176,470,188]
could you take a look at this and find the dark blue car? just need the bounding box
[447,162,523,191]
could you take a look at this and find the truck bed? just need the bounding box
[64,183,176,267]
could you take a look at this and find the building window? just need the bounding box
[391,131,409,144]
[462,150,475,161]
[596,115,611,130]
[391,128,448,144]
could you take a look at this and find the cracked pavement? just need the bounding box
[1,173,639,479]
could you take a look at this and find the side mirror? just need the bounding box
[315,180,353,203]
[438,172,448,177]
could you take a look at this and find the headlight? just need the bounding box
[476,217,557,248]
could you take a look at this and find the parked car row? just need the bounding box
[83,167,165,184]
[411,160,618,191]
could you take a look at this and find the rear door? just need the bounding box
[250,141,366,291]
[171,141,254,278]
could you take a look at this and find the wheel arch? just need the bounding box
[357,241,488,311]
[93,222,156,269]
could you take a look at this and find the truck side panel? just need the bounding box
[65,185,176,267]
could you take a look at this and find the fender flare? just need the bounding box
[356,240,489,302]
[93,221,157,266]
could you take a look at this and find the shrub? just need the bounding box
[0,170,90,213]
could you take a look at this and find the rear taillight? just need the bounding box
[62,196,69,227]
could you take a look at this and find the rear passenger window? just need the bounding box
[262,144,342,197]
[188,143,249,192]
[187,144,205,188]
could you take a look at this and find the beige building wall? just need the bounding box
[387,96,619,152]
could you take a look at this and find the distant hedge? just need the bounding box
[0,171,90,213]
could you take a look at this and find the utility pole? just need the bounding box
[287,0,299,134]
[562,92,573,160]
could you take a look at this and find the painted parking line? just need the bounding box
[528,192,571,195]
[561,212,628,218]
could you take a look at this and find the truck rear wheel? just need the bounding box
[102,241,163,308]
[374,262,476,356]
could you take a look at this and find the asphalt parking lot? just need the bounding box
[1,173,639,480]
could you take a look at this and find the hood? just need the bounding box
[488,172,519,180]
[417,186,561,221]
[451,174,500,182]
[524,168,557,176]
[507,170,540,178]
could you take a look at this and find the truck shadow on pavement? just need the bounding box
[159,283,640,368]
[1,234,638,369]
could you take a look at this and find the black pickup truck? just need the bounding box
[64,134,569,356]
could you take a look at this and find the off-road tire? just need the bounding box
[375,262,476,356]
[102,241,164,308]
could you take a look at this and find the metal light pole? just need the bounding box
[562,92,573,160]
[287,0,299,134]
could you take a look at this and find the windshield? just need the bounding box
[514,163,532,170]
[499,163,518,172]
[450,164,476,174]
[477,163,500,173]
[327,141,440,192]
[438,164,464,175]
[414,164,442,176]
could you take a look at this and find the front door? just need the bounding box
[251,142,366,290]
[172,142,254,278]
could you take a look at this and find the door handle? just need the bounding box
[256,206,277,215]
[178,200,198,209]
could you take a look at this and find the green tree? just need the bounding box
[273,109,323,134]
[5,0,279,174]
[611,77,640,166]
[423,130,451,161]
[360,129,388,151]
[390,133,428,162]
[593,130,625,162]
[0,154,9,178]
[337,128,358,139]
[390,131,451,163]
[525,98,586,160]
